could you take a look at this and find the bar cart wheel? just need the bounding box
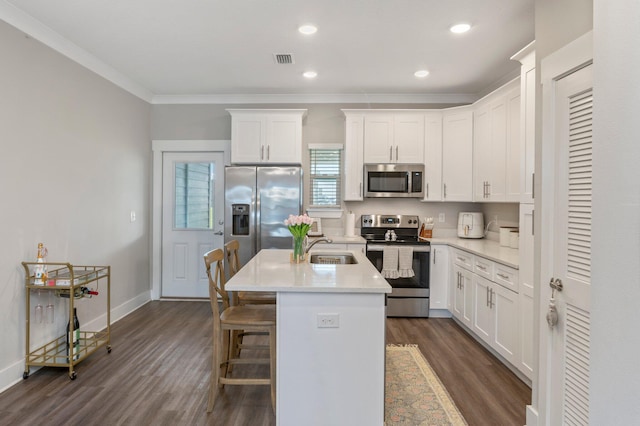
[69,371,77,380]
[107,345,112,353]
[23,371,29,380]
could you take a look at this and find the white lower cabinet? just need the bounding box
[451,264,474,329]
[429,244,449,314]
[451,247,521,374]
[491,282,519,366]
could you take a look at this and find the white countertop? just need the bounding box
[225,248,391,294]
[430,237,519,268]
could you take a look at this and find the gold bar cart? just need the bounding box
[21,262,111,380]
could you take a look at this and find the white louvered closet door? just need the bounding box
[550,63,593,426]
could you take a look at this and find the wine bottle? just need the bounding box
[66,308,80,361]
[34,243,47,285]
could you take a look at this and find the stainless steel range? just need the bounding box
[361,214,430,317]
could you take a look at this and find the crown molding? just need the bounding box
[151,92,479,105]
[0,1,154,102]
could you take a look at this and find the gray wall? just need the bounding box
[0,20,151,390]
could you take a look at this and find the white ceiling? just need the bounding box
[2,0,534,103]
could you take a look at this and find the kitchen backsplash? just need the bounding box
[318,199,519,239]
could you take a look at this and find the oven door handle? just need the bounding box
[366,244,431,252]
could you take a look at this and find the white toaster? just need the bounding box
[457,212,485,239]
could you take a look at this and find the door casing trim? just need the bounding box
[151,140,231,300]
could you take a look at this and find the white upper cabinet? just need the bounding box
[473,80,520,202]
[505,86,522,202]
[511,42,536,204]
[228,109,306,164]
[423,112,443,201]
[363,112,424,163]
[342,111,365,201]
[442,107,473,201]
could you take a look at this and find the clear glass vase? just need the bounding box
[291,235,307,263]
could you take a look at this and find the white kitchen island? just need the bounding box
[225,248,391,426]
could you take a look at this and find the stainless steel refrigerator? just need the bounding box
[224,166,303,266]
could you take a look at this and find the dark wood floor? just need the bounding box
[0,301,530,425]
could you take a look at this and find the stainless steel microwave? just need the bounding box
[364,164,424,198]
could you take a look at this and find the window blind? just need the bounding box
[309,148,342,207]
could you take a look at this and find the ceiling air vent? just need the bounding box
[273,53,295,64]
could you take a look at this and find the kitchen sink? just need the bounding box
[309,253,358,265]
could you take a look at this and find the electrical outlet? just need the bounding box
[438,213,445,223]
[317,313,340,328]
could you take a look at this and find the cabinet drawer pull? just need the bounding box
[476,264,487,271]
[497,273,510,280]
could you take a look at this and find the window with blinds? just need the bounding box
[309,148,342,207]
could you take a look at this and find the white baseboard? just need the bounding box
[0,290,151,394]
[428,309,453,318]
[526,405,539,426]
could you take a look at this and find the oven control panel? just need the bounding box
[361,214,420,228]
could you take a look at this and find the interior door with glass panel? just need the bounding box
[162,152,225,298]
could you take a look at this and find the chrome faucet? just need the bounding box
[305,237,333,253]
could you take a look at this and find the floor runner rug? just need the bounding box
[386,344,467,425]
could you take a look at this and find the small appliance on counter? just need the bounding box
[457,212,485,239]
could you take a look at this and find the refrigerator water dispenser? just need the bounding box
[232,204,250,235]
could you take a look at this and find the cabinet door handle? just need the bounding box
[486,287,490,307]
[396,146,399,161]
[532,172,535,199]
[389,146,393,162]
[359,182,363,197]
[426,183,429,199]
[267,145,270,160]
[532,209,535,236]
[261,145,264,160]
[433,249,436,264]
[490,288,495,309]
[444,183,447,199]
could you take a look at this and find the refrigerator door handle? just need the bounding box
[255,186,261,254]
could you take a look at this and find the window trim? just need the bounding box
[308,144,343,218]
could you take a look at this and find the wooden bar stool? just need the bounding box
[225,240,276,305]
[203,248,276,413]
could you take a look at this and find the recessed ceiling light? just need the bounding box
[303,71,317,79]
[298,24,318,35]
[450,23,471,34]
[414,70,430,78]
